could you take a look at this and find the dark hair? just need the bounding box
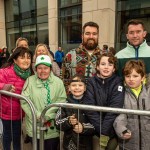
[70,74,86,84]
[2,47,34,74]
[103,45,108,50]
[126,19,146,33]
[96,52,117,74]
[123,60,145,78]
[82,21,99,34]
[109,47,116,55]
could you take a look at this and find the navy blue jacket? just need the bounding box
[83,74,125,138]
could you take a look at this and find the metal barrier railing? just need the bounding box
[0,90,37,150]
[39,103,150,150]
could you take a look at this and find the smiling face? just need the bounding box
[82,26,99,51]
[126,24,147,46]
[13,53,31,70]
[125,69,145,89]
[36,46,48,56]
[36,64,51,80]
[97,56,115,79]
[68,77,86,98]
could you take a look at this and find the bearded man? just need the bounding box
[62,21,101,87]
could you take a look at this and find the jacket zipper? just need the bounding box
[137,97,141,150]
[129,87,142,149]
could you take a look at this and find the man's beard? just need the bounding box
[82,38,98,50]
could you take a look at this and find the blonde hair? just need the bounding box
[16,37,29,47]
[33,43,53,63]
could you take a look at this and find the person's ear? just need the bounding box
[113,68,115,73]
[13,59,16,64]
[84,86,86,92]
[126,33,129,40]
[68,85,71,92]
[141,76,145,83]
[143,31,147,38]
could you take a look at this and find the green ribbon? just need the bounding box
[42,80,51,104]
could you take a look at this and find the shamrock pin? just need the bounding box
[41,57,45,60]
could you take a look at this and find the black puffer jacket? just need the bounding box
[83,74,125,138]
[55,95,94,150]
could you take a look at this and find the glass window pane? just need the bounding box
[37,23,49,45]
[5,0,19,22]
[37,0,48,16]
[58,2,82,53]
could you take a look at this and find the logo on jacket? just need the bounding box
[118,86,123,92]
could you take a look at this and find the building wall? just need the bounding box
[83,0,116,48]
[48,0,58,53]
[0,0,6,48]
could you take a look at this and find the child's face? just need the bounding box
[125,69,145,89]
[97,56,115,79]
[69,77,86,98]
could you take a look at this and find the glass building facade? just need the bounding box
[3,0,150,52]
[58,0,82,52]
[5,0,48,51]
[116,0,150,51]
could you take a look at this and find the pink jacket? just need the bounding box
[0,65,25,120]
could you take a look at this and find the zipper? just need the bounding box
[128,87,142,149]
[137,97,141,150]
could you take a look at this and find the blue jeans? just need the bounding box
[2,119,21,150]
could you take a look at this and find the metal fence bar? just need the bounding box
[39,102,150,150]
[0,90,37,150]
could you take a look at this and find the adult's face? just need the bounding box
[82,26,99,51]
[18,40,29,48]
[126,24,147,47]
[36,46,48,56]
[36,64,51,80]
[14,53,31,70]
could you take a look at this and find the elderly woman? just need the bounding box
[21,55,67,150]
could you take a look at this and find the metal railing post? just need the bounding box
[0,90,37,150]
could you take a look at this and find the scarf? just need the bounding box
[14,63,31,80]
[42,80,51,104]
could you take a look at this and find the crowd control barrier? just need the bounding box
[39,103,150,150]
[0,90,37,150]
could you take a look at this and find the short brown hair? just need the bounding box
[123,60,145,78]
[70,74,86,84]
[82,21,99,34]
[96,52,117,74]
[126,19,146,33]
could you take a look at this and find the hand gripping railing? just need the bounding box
[0,90,37,150]
[39,102,150,150]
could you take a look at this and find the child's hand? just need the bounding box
[69,114,78,126]
[122,130,131,139]
[73,122,83,133]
